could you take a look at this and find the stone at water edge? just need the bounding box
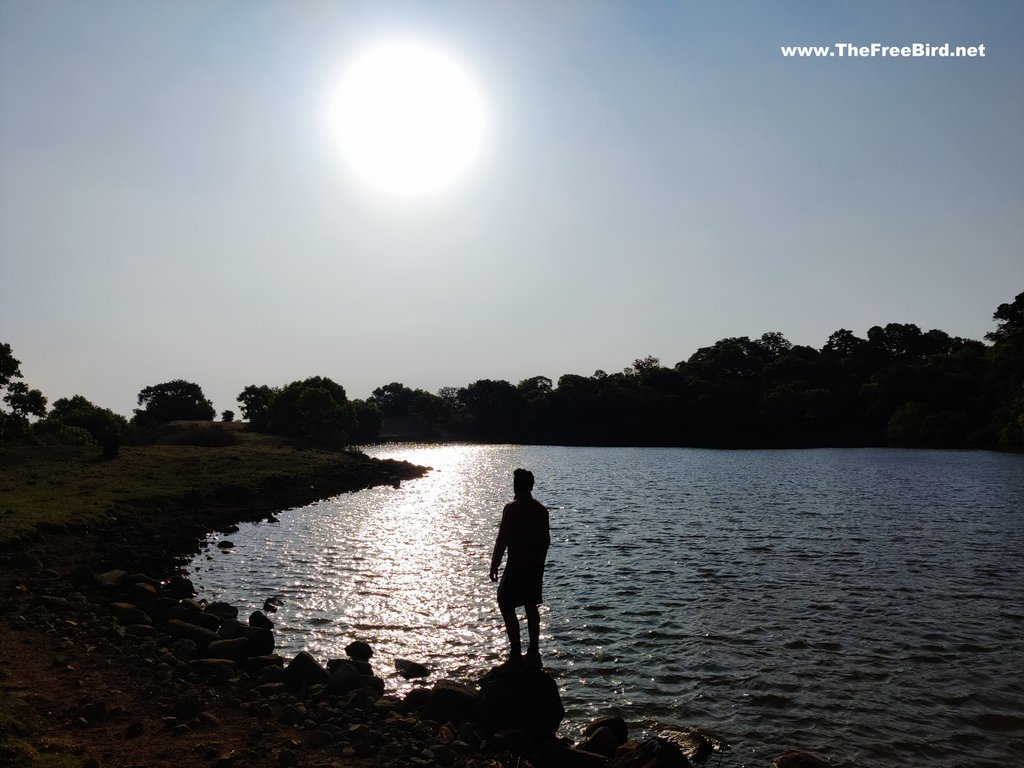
[424,679,480,724]
[206,601,239,619]
[579,726,618,758]
[283,651,330,686]
[395,658,430,679]
[585,715,629,746]
[345,640,373,661]
[478,665,564,741]
[657,727,730,764]
[249,610,274,629]
[168,576,196,599]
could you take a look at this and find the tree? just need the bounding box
[754,332,792,361]
[823,329,866,358]
[1,341,48,445]
[266,376,355,447]
[986,292,1024,343]
[221,410,235,422]
[350,400,383,443]
[134,380,215,425]
[368,382,417,418]
[3,381,46,419]
[458,379,526,441]
[0,342,21,389]
[49,395,127,441]
[237,384,277,429]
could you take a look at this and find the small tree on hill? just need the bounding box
[133,379,215,426]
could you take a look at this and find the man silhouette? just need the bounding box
[489,468,550,668]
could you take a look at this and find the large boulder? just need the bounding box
[426,680,480,724]
[167,576,196,599]
[284,651,330,686]
[163,619,218,650]
[205,637,250,662]
[478,666,564,741]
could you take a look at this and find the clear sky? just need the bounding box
[2,1,1022,418]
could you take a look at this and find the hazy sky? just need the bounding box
[2,1,1022,418]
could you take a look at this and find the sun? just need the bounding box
[328,40,486,197]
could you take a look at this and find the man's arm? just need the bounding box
[489,506,510,581]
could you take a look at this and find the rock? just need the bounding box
[243,654,284,674]
[479,666,564,740]
[164,619,219,649]
[205,637,250,662]
[9,552,45,572]
[276,748,298,767]
[263,597,282,613]
[402,687,433,714]
[123,581,157,605]
[67,565,96,585]
[772,753,833,768]
[580,726,619,758]
[305,729,336,748]
[587,715,628,746]
[485,727,533,752]
[154,603,192,623]
[534,742,612,767]
[284,651,330,686]
[217,618,251,640]
[169,639,199,661]
[249,610,274,629]
[345,640,373,661]
[126,624,157,638]
[167,576,196,599]
[207,601,239,620]
[185,658,239,680]
[328,661,361,695]
[96,569,128,588]
[249,628,275,656]
[108,602,152,626]
[216,541,235,549]
[426,680,480,724]
[188,611,223,632]
[612,738,691,768]
[395,658,430,679]
[252,665,287,686]
[657,728,729,764]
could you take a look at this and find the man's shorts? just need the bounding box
[497,565,544,608]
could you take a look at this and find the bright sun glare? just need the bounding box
[328,40,486,197]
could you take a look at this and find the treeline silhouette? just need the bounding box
[2,293,1021,451]
[348,292,1024,450]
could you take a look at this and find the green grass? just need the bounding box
[0,433,377,545]
[0,689,81,768]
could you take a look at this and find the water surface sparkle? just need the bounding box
[189,444,1024,768]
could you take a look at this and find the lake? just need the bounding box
[187,445,1024,767]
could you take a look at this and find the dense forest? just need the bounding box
[2,292,1022,451]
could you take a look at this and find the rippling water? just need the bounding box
[188,445,1024,767]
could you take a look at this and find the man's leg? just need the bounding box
[499,603,522,658]
[524,603,540,654]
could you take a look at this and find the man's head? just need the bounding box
[513,468,535,497]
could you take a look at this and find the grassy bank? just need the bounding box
[0,430,426,548]
[1,430,427,768]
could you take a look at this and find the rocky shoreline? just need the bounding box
[0,453,833,768]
